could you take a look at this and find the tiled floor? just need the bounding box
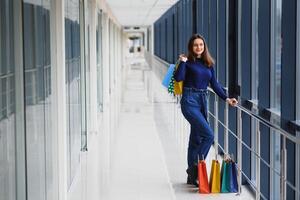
[99,55,255,200]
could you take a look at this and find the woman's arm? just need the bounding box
[210,67,238,106]
[174,54,187,82]
[209,67,227,100]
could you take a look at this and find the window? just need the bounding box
[251,0,259,102]
[251,0,259,184]
[270,0,282,198]
[0,1,17,199]
[23,0,53,199]
[270,0,282,114]
[97,11,103,112]
[64,0,82,188]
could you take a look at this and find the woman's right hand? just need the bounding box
[179,54,188,62]
[226,98,238,107]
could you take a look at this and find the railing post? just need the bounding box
[224,102,229,154]
[281,136,287,200]
[214,94,219,157]
[256,121,261,200]
[173,99,176,141]
[237,108,242,195]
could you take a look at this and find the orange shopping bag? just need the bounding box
[198,159,210,193]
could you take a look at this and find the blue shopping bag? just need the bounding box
[229,162,238,192]
[162,64,175,88]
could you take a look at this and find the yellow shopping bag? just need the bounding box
[209,159,221,193]
[173,62,183,95]
[174,81,183,95]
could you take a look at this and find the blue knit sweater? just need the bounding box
[174,59,228,101]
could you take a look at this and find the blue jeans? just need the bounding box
[180,87,214,168]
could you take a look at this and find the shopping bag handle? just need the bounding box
[197,154,205,162]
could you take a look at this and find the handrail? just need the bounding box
[152,54,170,66]
[151,54,299,144]
[152,53,300,144]
[209,111,282,176]
[0,72,14,79]
[208,101,300,196]
[207,87,300,144]
[236,104,300,144]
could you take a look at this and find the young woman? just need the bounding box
[174,34,238,186]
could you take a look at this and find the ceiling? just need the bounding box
[106,0,178,27]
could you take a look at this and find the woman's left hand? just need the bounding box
[226,98,238,107]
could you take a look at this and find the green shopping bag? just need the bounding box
[221,160,230,193]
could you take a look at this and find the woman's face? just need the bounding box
[193,38,205,57]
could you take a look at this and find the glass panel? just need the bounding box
[271,0,282,113]
[271,0,282,198]
[23,0,53,199]
[65,0,81,188]
[97,11,103,112]
[271,130,281,199]
[0,0,17,199]
[251,0,259,184]
[251,119,257,183]
[83,0,91,150]
[252,0,259,101]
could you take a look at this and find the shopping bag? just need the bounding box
[228,161,238,192]
[209,159,221,193]
[198,159,210,193]
[165,62,183,95]
[221,160,230,193]
[162,64,175,88]
[173,62,183,95]
[173,79,183,95]
[221,159,238,193]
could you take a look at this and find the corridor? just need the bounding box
[1,0,300,200]
[97,55,254,200]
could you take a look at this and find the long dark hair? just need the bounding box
[187,34,215,67]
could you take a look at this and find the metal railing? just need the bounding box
[207,88,300,200]
[147,53,300,200]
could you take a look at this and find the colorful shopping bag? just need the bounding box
[209,159,221,193]
[229,161,238,192]
[221,159,238,193]
[173,62,183,95]
[165,62,183,95]
[162,64,175,88]
[221,160,230,193]
[198,159,210,193]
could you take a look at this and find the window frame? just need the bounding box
[269,0,282,114]
[296,0,300,197]
[14,0,27,197]
[250,0,259,185]
[269,0,282,199]
[96,9,103,112]
[251,0,259,102]
[297,0,300,123]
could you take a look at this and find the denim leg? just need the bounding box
[181,104,214,164]
[187,125,202,167]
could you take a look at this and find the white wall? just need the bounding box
[49,0,125,199]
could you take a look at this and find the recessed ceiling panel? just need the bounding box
[106,0,178,26]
